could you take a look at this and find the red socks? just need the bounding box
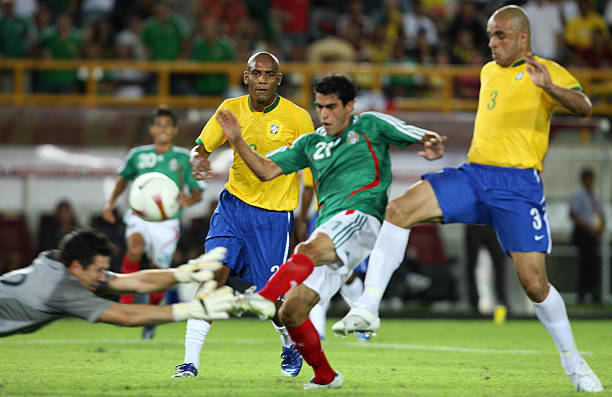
[287,318,335,385]
[257,254,314,301]
[149,291,165,305]
[119,255,140,304]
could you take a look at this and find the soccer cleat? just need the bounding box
[331,305,380,336]
[567,360,604,392]
[280,345,303,377]
[303,372,344,390]
[171,363,198,378]
[233,291,276,320]
[142,325,156,339]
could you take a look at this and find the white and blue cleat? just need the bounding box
[171,363,198,378]
[280,345,303,377]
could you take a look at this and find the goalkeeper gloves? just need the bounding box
[173,247,227,283]
[172,280,237,321]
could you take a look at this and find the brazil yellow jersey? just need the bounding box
[468,56,582,171]
[196,95,314,211]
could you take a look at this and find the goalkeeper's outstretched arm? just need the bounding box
[106,247,227,294]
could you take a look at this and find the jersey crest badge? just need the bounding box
[267,120,282,137]
[347,130,359,144]
[514,72,524,81]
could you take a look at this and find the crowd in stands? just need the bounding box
[0,0,610,99]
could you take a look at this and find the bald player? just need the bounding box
[333,5,602,393]
[173,52,313,378]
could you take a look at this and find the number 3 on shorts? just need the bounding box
[530,208,542,230]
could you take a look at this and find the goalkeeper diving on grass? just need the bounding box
[0,228,235,337]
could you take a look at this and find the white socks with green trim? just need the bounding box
[358,221,410,314]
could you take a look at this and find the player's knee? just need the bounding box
[278,305,305,328]
[294,241,327,265]
[521,277,548,302]
[385,199,409,226]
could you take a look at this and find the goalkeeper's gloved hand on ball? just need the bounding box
[172,280,238,321]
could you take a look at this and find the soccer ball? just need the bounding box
[129,172,181,222]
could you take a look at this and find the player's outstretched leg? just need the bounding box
[332,221,409,336]
[533,284,603,392]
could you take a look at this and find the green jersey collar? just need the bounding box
[248,95,280,113]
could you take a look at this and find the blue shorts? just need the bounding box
[422,163,551,254]
[205,190,294,289]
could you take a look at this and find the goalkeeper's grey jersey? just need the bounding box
[0,251,115,337]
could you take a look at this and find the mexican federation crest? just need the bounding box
[347,130,359,144]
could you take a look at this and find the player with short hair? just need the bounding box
[102,106,204,339]
[173,51,314,378]
[216,73,446,389]
[0,228,233,337]
[332,5,603,393]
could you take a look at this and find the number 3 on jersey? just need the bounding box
[313,141,333,160]
[487,91,498,110]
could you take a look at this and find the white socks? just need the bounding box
[340,276,364,308]
[273,322,293,348]
[183,319,211,368]
[533,284,582,374]
[358,221,410,314]
[309,299,330,339]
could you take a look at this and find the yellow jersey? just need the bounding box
[468,56,582,171]
[196,95,314,211]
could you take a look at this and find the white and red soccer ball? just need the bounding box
[129,172,180,222]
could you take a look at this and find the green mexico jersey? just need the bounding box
[118,145,204,218]
[268,112,426,226]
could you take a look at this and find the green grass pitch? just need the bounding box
[0,318,610,396]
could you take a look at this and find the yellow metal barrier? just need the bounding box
[0,59,611,114]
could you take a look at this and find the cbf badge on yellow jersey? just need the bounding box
[267,120,282,139]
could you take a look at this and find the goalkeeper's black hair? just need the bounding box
[152,106,178,126]
[59,228,114,269]
[313,74,356,106]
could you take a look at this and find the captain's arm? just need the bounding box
[544,85,591,118]
[216,109,285,181]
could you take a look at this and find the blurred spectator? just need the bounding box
[0,0,33,59]
[564,0,610,51]
[578,27,612,67]
[13,0,36,19]
[81,0,115,25]
[271,0,310,59]
[41,0,78,21]
[447,1,488,59]
[90,208,126,274]
[450,29,480,65]
[116,14,144,59]
[337,0,373,38]
[524,0,564,61]
[306,34,356,63]
[465,224,507,315]
[569,168,605,304]
[32,3,53,48]
[403,0,438,49]
[363,23,396,63]
[191,17,236,96]
[142,1,189,61]
[196,0,248,37]
[38,200,79,252]
[142,0,190,94]
[605,1,612,27]
[37,12,84,93]
[109,25,147,98]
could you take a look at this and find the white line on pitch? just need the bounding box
[0,338,592,355]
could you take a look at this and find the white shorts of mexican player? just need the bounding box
[123,209,180,269]
[303,210,380,304]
